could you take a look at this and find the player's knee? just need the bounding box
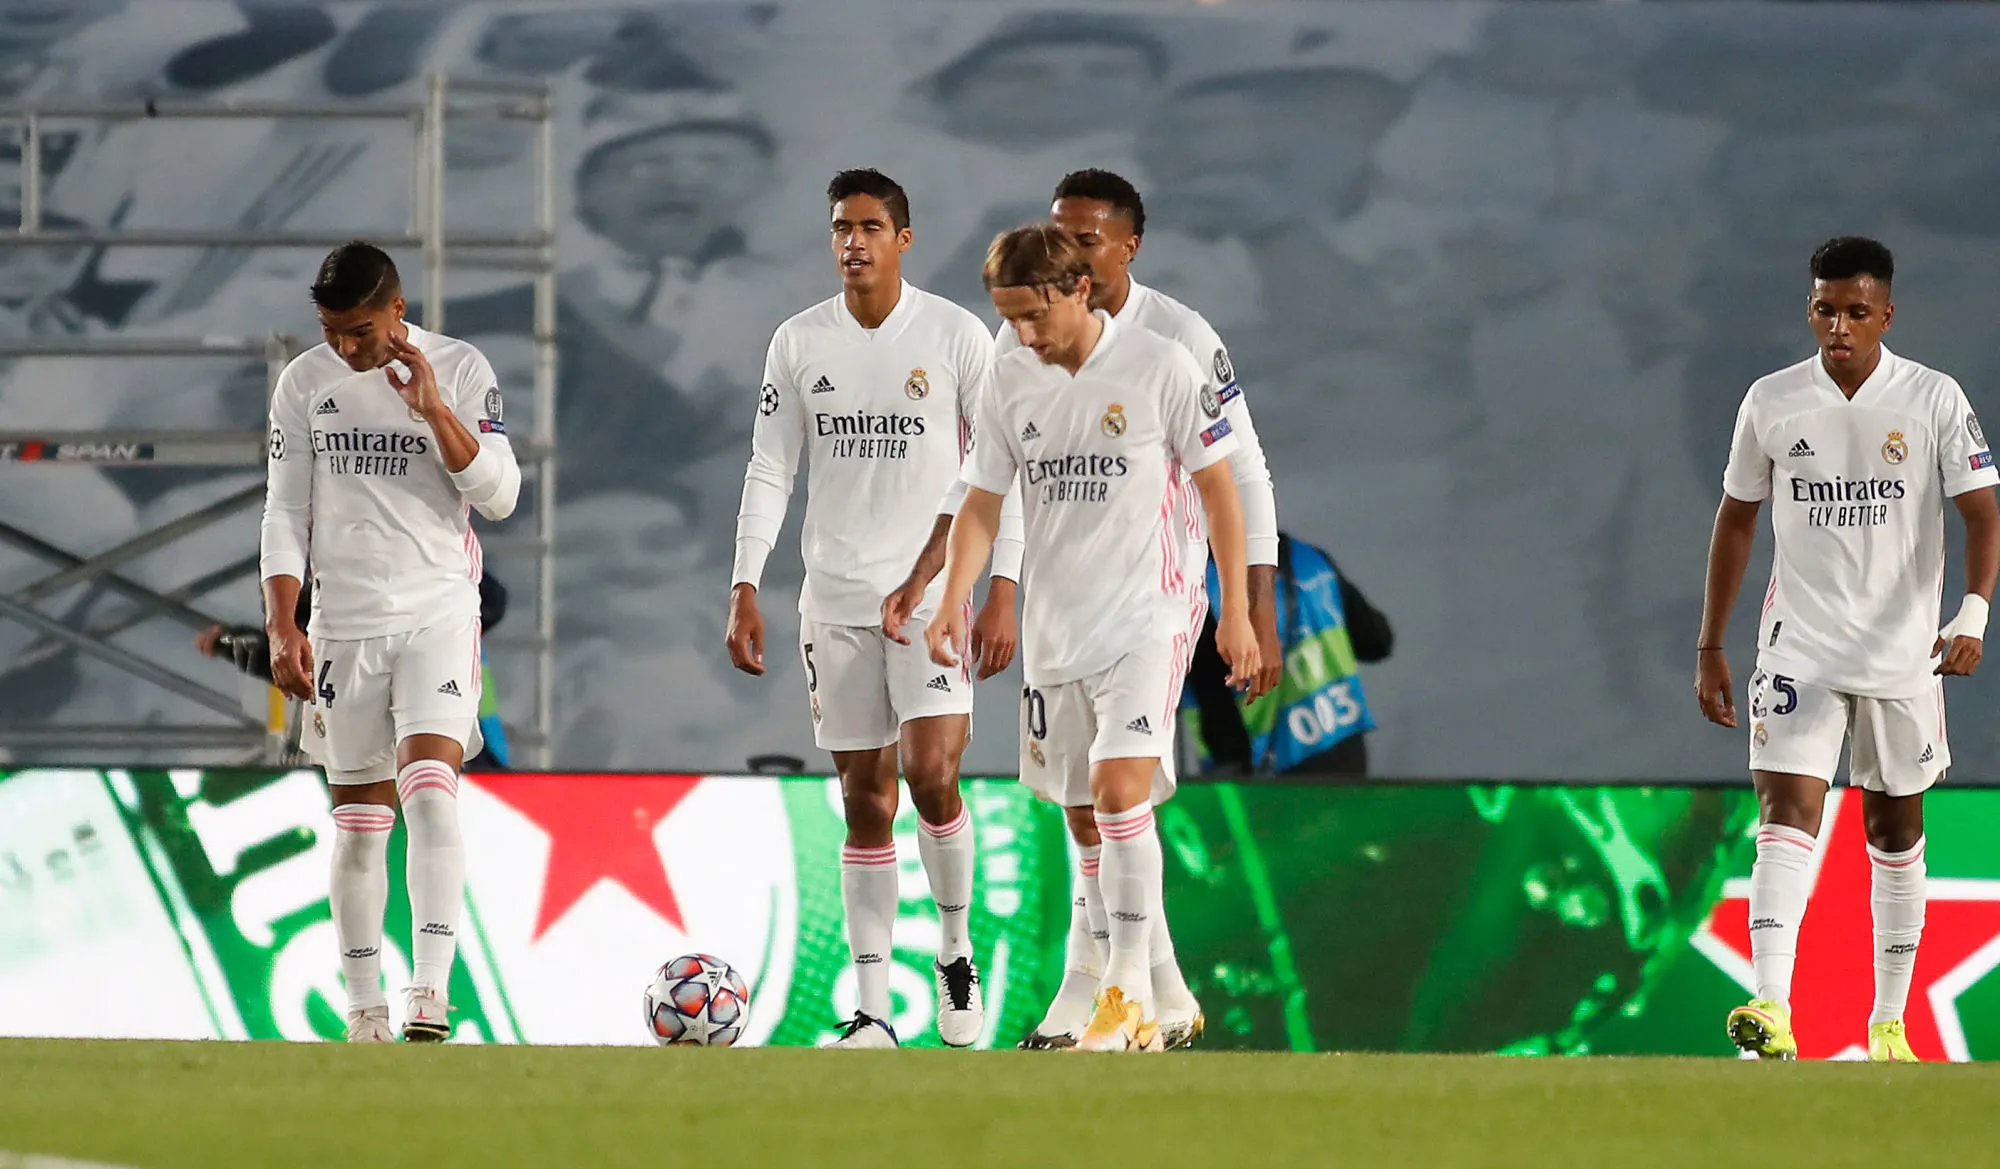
[1863,807,1923,855]
[1063,805,1101,846]
[901,745,959,798]
[841,782,898,837]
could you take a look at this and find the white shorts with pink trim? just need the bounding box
[1746,669,1948,796]
[306,615,483,783]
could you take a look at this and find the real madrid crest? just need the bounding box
[810,694,822,723]
[313,710,326,738]
[1028,740,1045,768]
[1101,402,1128,438]
[905,368,930,401]
[1882,430,1909,465]
[1752,721,1767,750]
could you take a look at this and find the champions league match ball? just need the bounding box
[644,954,750,1047]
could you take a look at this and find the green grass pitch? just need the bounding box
[3,1039,1996,1168]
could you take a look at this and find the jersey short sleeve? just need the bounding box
[1935,377,2000,498]
[1162,345,1237,474]
[961,357,1020,496]
[1721,390,1773,502]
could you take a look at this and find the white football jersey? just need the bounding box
[997,278,1278,569]
[1723,346,1998,698]
[260,323,520,640]
[964,314,1239,686]
[734,281,1003,627]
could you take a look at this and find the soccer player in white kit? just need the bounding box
[727,170,1019,1048]
[1696,237,1999,1062]
[928,224,1259,1052]
[1024,169,1282,1051]
[260,242,521,1043]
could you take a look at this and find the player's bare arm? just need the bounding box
[262,572,313,700]
[969,575,1017,680]
[387,336,478,473]
[726,583,766,676]
[1695,494,1762,727]
[1192,461,1259,689]
[884,514,954,645]
[1936,487,1999,676]
[927,488,1002,669]
[1246,565,1281,698]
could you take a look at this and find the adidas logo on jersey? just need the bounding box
[926,674,952,692]
[1789,439,1814,458]
[1021,422,1041,442]
[1919,745,1935,764]
[315,398,340,415]
[436,680,461,696]
[811,376,837,394]
[1125,715,1151,735]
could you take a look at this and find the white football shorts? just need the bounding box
[1746,668,1948,797]
[800,614,973,753]
[306,615,483,784]
[1020,632,1191,809]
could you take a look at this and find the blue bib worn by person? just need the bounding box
[1180,533,1391,776]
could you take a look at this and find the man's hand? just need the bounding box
[386,334,447,421]
[882,575,927,645]
[726,583,766,676]
[268,623,314,700]
[1935,634,1984,677]
[1695,648,1736,727]
[926,601,969,669]
[969,579,1018,679]
[195,624,225,659]
[1214,611,1261,691]
[1246,567,1283,698]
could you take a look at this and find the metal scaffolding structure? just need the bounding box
[0,74,558,767]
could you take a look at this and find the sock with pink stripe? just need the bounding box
[1749,821,1818,1011]
[917,803,975,963]
[1869,837,1927,1025]
[330,801,396,1014]
[1095,802,1162,1017]
[841,842,898,1020]
[397,759,464,992]
[1038,843,1104,1037]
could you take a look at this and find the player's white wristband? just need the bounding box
[1943,593,1990,643]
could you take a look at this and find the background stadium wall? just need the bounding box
[1,2,1998,781]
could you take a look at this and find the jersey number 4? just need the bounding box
[316,659,337,708]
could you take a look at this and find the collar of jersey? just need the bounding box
[1808,343,1898,403]
[839,279,915,340]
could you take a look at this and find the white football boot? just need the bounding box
[934,957,984,1048]
[826,1012,899,1049]
[401,986,451,1043]
[344,1006,395,1044]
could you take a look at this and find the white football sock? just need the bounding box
[1869,837,1927,1026]
[397,760,464,993]
[917,804,974,964]
[1749,822,1817,1011]
[1149,904,1199,1017]
[1040,844,1104,1037]
[329,802,395,1013]
[841,842,898,1020]
[1095,803,1162,1019]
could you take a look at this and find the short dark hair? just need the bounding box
[982,223,1093,295]
[1810,236,1894,287]
[827,168,910,233]
[1053,169,1145,239]
[310,241,401,312]
[927,14,1168,101]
